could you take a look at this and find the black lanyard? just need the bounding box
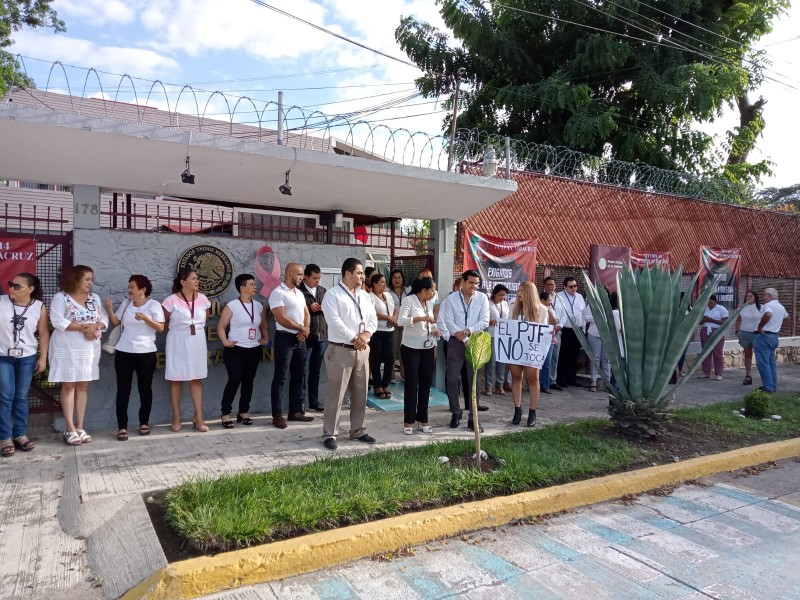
[339,283,363,321]
[377,293,390,315]
[11,300,34,347]
[239,299,255,324]
[180,292,196,320]
[459,291,472,327]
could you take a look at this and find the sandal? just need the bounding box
[221,416,235,429]
[743,376,753,385]
[236,413,254,426]
[76,429,92,444]
[1,439,14,457]
[117,429,129,442]
[64,431,82,446]
[382,390,392,399]
[403,424,414,435]
[590,384,597,392]
[418,423,433,433]
[139,424,151,436]
[13,436,35,452]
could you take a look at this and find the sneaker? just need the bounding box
[449,412,461,429]
[354,433,376,444]
[323,438,337,450]
[272,416,288,429]
[288,412,314,422]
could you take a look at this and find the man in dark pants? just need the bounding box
[436,270,490,431]
[555,276,586,387]
[268,262,313,429]
[298,264,327,412]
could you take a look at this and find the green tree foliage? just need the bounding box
[1,0,65,95]
[396,0,787,184]
[753,182,800,213]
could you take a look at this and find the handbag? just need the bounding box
[102,299,130,354]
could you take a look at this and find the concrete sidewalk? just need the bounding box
[1,364,798,599]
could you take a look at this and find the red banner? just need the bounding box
[0,238,37,294]
[630,250,671,270]
[588,244,631,293]
[696,246,741,310]
[463,230,537,302]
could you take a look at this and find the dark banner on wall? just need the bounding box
[630,250,671,270]
[463,230,537,302]
[588,244,631,293]
[0,238,36,294]
[696,246,741,310]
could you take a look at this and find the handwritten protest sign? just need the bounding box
[494,319,554,369]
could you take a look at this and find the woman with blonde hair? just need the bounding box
[509,281,555,427]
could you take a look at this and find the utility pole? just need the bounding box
[447,68,467,172]
[277,91,284,145]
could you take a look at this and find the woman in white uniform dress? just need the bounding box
[162,268,211,432]
[49,265,108,446]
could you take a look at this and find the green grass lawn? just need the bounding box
[164,392,800,553]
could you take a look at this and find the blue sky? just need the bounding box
[9,0,800,188]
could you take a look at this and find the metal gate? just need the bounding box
[1,231,73,413]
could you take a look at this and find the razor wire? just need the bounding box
[3,55,752,203]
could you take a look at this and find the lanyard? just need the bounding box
[339,283,363,321]
[417,295,431,335]
[495,301,506,319]
[459,291,472,327]
[239,299,255,324]
[565,292,576,316]
[11,300,34,347]
[180,291,196,320]
[377,293,390,315]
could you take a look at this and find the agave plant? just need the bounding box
[465,331,492,466]
[569,264,743,438]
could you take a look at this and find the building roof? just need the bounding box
[463,172,800,278]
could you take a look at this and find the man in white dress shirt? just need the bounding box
[320,258,379,450]
[543,276,563,391]
[754,287,789,393]
[554,276,586,388]
[268,262,313,429]
[436,270,490,431]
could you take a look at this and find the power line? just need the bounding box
[182,64,387,85]
[247,0,419,69]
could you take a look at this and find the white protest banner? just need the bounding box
[494,319,554,368]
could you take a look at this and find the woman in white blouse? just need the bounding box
[397,276,439,434]
[104,275,165,441]
[483,284,510,396]
[508,281,555,427]
[0,273,49,456]
[49,265,108,446]
[388,269,407,383]
[369,273,397,399]
[734,289,763,386]
[162,268,211,432]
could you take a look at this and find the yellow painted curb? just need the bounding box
[123,437,800,599]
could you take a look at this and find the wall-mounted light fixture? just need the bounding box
[278,169,292,195]
[181,156,195,184]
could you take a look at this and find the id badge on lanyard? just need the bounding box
[8,348,23,357]
[248,327,258,340]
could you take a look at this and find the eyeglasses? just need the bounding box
[6,281,26,291]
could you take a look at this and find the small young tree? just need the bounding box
[465,331,492,466]
[570,265,742,438]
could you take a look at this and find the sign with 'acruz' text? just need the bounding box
[494,319,554,369]
[0,238,36,294]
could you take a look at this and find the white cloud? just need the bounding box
[11,31,180,79]
[54,0,138,26]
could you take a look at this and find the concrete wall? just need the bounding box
[67,229,364,430]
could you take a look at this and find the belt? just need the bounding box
[329,341,356,349]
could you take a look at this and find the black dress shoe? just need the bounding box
[288,412,314,422]
[556,381,569,388]
[550,384,564,391]
[477,405,490,411]
[354,433,376,444]
[467,420,484,433]
[323,438,337,450]
[450,412,462,428]
[541,389,551,394]
[308,404,324,412]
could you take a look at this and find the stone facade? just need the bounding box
[68,229,364,430]
[683,343,800,370]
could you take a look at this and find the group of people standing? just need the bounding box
[0,260,791,457]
